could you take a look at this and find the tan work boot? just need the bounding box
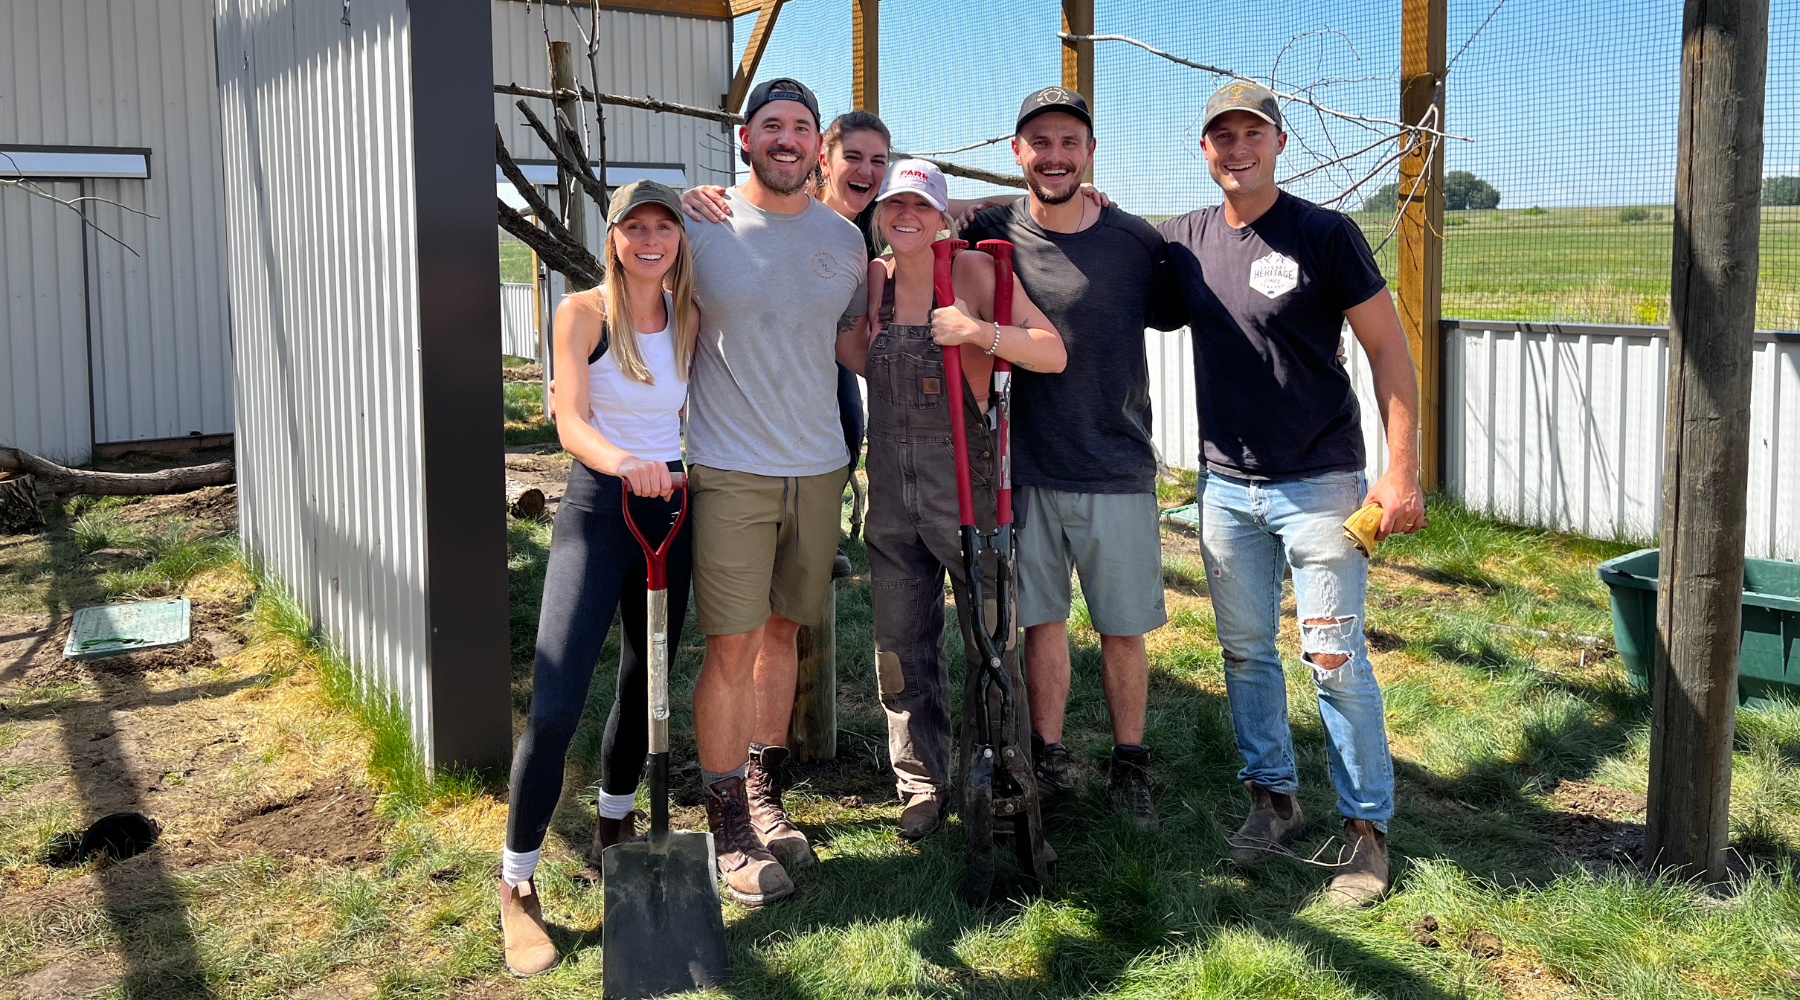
[897,789,946,841]
[705,774,795,907]
[1226,781,1306,864]
[583,809,642,871]
[746,745,816,869]
[498,879,558,977]
[1326,819,1389,907]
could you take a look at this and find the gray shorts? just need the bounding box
[1016,486,1167,636]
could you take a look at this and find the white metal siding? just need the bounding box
[501,281,538,359]
[1443,321,1800,561]
[215,0,434,754]
[491,0,734,253]
[1,0,234,452]
[1,182,91,463]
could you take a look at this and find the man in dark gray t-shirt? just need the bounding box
[1157,80,1426,909]
[961,87,1185,833]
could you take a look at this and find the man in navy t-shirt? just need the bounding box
[1157,81,1427,907]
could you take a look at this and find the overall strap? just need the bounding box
[876,263,945,326]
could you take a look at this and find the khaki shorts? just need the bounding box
[1016,485,1167,636]
[689,464,849,635]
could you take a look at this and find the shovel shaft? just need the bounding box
[648,586,669,754]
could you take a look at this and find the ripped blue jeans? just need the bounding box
[1199,469,1394,829]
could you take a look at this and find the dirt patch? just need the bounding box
[504,450,571,516]
[504,363,544,383]
[226,783,386,864]
[12,950,126,1000]
[1539,779,1647,869]
[109,485,238,534]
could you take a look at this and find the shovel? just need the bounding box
[602,470,729,999]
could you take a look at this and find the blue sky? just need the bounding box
[733,0,1800,217]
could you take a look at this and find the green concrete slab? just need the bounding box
[63,598,192,661]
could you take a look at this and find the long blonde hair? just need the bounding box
[601,219,698,384]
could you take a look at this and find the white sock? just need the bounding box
[500,848,541,887]
[598,790,638,820]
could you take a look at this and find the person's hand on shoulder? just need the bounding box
[617,456,674,499]
[681,185,731,224]
[929,298,987,348]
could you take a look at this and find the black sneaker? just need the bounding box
[832,549,854,580]
[1031,733,1075,798]
[1108,745,1160,831]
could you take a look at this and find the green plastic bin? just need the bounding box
[1597,548,1800,706]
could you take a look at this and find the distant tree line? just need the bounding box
[1768,176,1800,206]
[1362,170,1500,214]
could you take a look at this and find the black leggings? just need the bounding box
[838,361,865,469]
[506,460,691,853]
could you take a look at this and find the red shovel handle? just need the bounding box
[932,239,975,528]
[976,240,1014,526]
[620,470,688,590]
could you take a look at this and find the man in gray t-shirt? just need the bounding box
[683,78,866,909]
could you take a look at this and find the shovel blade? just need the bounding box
[601,831,729,999]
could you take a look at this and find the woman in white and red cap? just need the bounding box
[835,159,1066,840]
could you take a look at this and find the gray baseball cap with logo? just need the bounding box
[1202,80,1283,132]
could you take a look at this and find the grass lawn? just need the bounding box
[500,230,535,285]
[3,444,1799,997]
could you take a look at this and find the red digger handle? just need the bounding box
[975,239,1014,527]
[620,470,688,590]
[932,238,976,528]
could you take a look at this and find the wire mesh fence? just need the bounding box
[728,0,1797,331]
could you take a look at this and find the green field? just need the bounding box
[1348,204,1800,331]
[499,229,535,284]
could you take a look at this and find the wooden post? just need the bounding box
[1647,0,1768,883]
[1397,0,1444,492]
[550,41,587,252]
[789,585,837,760]
[852,0,878,114]
[726,0,786,112]
[1060,0,1094,180]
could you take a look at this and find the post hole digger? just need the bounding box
[602,471,730,1000]
[933,238,1056,905]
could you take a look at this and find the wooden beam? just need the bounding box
[852,0,878,114]
[1396,0,1444,492]
[1647,0,1768,884]
[1060,0,1093,180]
[726,0,785,113]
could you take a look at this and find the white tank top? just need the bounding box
[586,289,686,462]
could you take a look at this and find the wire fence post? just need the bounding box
[853,0,878,113]
[1060,0,1094,180]
[1398,0,1445,492]
[1648,0,1769,884]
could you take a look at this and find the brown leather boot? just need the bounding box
[705,774,794,907]
[1227,780,1306,864]
[584,809,642,871]
[746,745,816,869]
[897,789,946,841]
[1326,819,1390,907]
[498,879,558,977]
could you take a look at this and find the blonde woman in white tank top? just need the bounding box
[499,183,701,977]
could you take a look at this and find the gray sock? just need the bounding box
[702,763,747,789]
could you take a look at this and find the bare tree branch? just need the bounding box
[513,99,608,206]
[495,82,743,126]
[496,125,586,249]
[0,151,158,258]
[902,156,1025,190]
[0,447,233,496]
[499,199,600,289]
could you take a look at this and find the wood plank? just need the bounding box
[1647,0,1769,884]
[1397,0,1444,492]
[493,0,733,20]
[852,0,878,114]
[725,0,784,113]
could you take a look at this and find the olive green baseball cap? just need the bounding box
[606,179,685,226]
[1202,80,1283,132]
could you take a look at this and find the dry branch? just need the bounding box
[0,448,233,497]
[495,82,743,126]
[500,199,599,289]
[0,151,158,258]
[513,100,608,206]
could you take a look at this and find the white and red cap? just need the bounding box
[875,159,949,212]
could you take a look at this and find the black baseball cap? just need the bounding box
[743,77,821,130]
[1015,86,1092,132]
[1203,80,1283,132]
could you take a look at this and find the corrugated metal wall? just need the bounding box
[1,0,234,459]
[491,0,734,250]
[1445,320,1800,561]
[501,282,538,358]
[1,182,91,463]
[214,0,433,753]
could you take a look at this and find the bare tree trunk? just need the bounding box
[0,448,234,496]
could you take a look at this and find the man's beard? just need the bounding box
[1027,166,1082,205]
[750,144,812,196]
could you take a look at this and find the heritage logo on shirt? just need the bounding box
[1249,251,1300,299]
[810,250,840,279]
